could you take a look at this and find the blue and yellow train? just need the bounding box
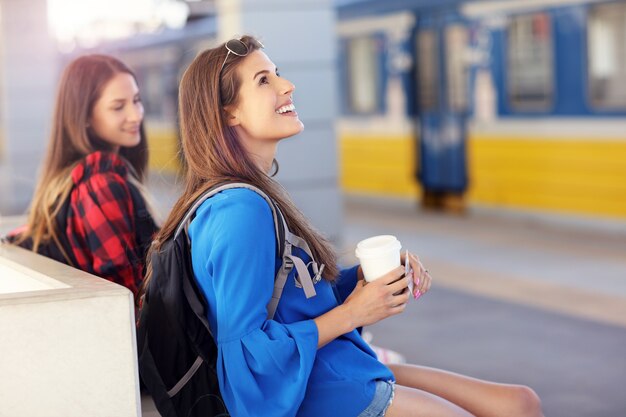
[93,0,626,220]
[337,0,626,219]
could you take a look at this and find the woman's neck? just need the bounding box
[252,154,273,174]
[248,143,277,175]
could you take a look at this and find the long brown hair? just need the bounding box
[18,54,149,252]
[143,35,338,291]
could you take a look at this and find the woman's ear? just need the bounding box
[223,106,240,127]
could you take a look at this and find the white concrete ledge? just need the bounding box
[0,244,141,417]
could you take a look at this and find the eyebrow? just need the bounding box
[253,67,278,80]
[253,69,269,80]
[108,93,140,104]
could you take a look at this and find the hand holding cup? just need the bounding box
[355,235,402,282]
[355,235,431,300]
[402,250,432,299]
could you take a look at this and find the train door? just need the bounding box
[415,13,469,211]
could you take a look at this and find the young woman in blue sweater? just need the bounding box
[145,36,543,417]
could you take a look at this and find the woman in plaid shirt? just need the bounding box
[11,55,159,300]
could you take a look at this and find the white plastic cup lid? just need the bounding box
[355,235,401,259]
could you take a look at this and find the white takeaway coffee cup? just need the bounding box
[355,235,402,282]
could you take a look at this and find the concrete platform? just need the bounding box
[343,195,626,417]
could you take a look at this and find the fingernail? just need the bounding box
[414,290,421,300]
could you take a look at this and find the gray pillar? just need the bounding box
[0,0,57,216]
[216,0,343,243]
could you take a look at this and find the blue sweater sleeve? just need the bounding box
[189,189,319,417]
[335,265,360,303]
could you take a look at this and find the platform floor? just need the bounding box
[341,196,626,417]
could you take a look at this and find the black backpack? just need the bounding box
[137,183,325,417]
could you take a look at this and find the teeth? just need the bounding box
[276,103,295,114]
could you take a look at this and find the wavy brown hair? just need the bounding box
[142,35,338,292]
[17,54,149,253]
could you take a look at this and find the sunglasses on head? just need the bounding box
[220,38,265,74]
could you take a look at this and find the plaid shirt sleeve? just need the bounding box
[68,171,143,298]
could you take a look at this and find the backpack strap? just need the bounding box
[266,207,291,319]
[265,204,326,316]
[175,183,282,249]
[139,183,325,407]
[178,182,325,319]
[275,206,325,288]
[177,182,291,320]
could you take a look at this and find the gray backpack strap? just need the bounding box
[266,204,325,316]
[178,182,288,320]
[273,206,325,301]
[178,182,324,320]
[284,230,325,279]
[266,206,292,319]
[285,231,314,259]
[175,183,281,242]
[285,255,318,299]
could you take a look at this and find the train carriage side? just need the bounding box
[337,3,472,211]
[464,0,626,220]
[338,0,626,220]
[337,11,421,198]
[415,9,472,211]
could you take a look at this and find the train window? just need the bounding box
[507,13,554,111]
[417,30,439,110]
[346,36,380,114]
[588,3,626,109]
[445,24,469,112]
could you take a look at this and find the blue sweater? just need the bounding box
[188,188,394,417]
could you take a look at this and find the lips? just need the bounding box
[124,126,140,134]
[275,103,295,114]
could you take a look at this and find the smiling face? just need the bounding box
[226,50,304,160]
[89,72,144,152]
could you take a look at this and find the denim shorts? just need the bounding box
[357,380,395,417]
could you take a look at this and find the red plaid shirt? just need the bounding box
[65,152,155,298]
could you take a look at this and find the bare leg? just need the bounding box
[387,364,543,417]
[385,385,475,417]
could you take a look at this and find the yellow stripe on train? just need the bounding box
[145,125,180,174]
[468,135,626,219]
[339,134,420,197]
[340,132,626,219]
